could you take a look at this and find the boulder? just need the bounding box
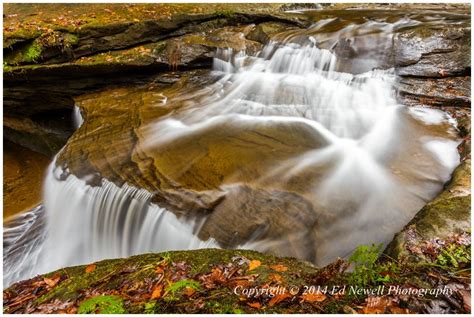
[198,185,318,260]
[3,249,320,314]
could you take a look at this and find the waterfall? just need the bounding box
[3,163,218,287]
[72,105,84,129]
[4,206,46,286]
[4,26,461,286]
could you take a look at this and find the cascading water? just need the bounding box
[4,16,461,287]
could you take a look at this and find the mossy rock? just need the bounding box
[4,4,308,67]
[4,249,322,314]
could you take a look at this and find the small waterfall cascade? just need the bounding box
[3,163,218,287]
[3,21,461,287]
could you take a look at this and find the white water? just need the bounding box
[140,42,459,265]
[4,24,461,286]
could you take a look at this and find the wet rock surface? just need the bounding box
[394,27,470,78]
[394,25,471,108]
[3,141,50,219]
[397,76,470,108]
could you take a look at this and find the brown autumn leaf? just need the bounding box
[269,264,288,272]
[183,286,196,297]
[300,291,327,302]
[388,306,411,314]
[247,302,261,309]
[85,264,96,273]
[199,267,225,289]
[208,268,227,285]
[151,284,163,299]
[155,266,164,274]
[458,289,471,312]
[268,273,283,283]
[229,278,252,289]
[361,296,395,314]
[268,292,292,307]
[248,260,261,271]
[43,273,61,288]
[361,306,385,314]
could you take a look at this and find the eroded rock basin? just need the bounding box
[3,6,470,287]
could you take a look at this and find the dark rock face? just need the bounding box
[394,26,471,109]
[4,114,74,157]
[397,76,471,108]
[394,27,470,77]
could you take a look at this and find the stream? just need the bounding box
[4,10,465,287]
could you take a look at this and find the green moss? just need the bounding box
[63,33,79,48]
[78,295,126,314]
[415,195,471,237]
[323,300,348,313]
[436,243,470,269]
[165,279,200,299]
[31,249,315,308]
[204,298,241,314]
[3,62,12,72]
[151,41,167,55]
[24,42,42,62]
[214,9,236,18]
[348,244,401,286]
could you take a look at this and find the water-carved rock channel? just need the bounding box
[3,5,471,291]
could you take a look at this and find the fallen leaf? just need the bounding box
[229,278,252,289]
[85,264,96,273]
[183,286,196,297]
[268,273,283,283]
[361,296,395,314]
[300,291,327,302]
[155,266,164,274]
[268,292,291,307]
[247,302,261,309]
[388,306,411,314]
[151,284,163,299]
[43,274,61,288]
[269,264,288,272]
[458,289,471,312]
[199,267,227,289]
[248,260,261,271]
